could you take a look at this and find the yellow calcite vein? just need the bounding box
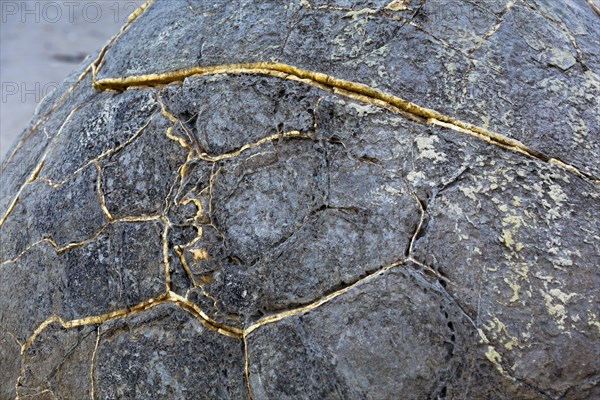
[92,62,598,184]
[89,327,101,400]
[0,216,163,267]
[244,335,253,400]
[243,259,407,336]
[0,105,81,229]
[21,290,243,356]
[94,161,114,221]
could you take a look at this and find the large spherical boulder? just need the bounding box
[1,0,599,399]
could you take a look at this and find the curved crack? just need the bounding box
[0,215,162,267]
[587,0,600,17]
[0,104,80,229]
[92,62,599,185]
[90,0,155,84]
[21,294,169,356]
[467,0,517,56]
[195,131,327,163]
[21,289,244,358]
[30,114,157,190]
[244,335,253,400]
[162,216,173,292]
[242,258,409,337]
[94,161,113,221]
[243,193,442,337]
[89,327,101,400]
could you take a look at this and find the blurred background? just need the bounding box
[0,0,145,158]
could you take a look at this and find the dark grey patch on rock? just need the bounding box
[61,220,166,320]
[210,139,328,266]
[312,95,477,202]
[0,242,66,346]
[185,139,329,324]
[0,163,106,262]
[308,0,418,9]
[413,153,600,399]
[246,265,540,399]
[161,75,320,155]
[0,330,21,399]
[0,220,165,344]
[167,248,193,297]
[95,304,246,400]
[18,325,98,399]
[38,88,158,183]
[101,113,188,219]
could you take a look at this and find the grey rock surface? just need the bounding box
[1,0,599,399]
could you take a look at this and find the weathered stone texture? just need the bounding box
[1,0,599,399]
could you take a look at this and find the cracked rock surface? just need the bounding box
[1,0,599,399]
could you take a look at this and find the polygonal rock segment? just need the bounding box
[459,2,600,178]
[210,139,328,265]
[524,0,600,74]
[0,242,66,345]
[0,163,106,262]
[18,324,97,399]
[161,75,321,155]
[0,220,165,345]
[94,304,246,400]
[38,88,158,183]
[411,0,505,53]
[412,155,600,399]
[201,198,420,328]
[101,114,188,219]
[61,220,166,320]
[180,139,332,325]
[313,95,482,202]
[0,68,97,217]
[218,201,417,310]
[0,330,21,399]
[246,265,532,399]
